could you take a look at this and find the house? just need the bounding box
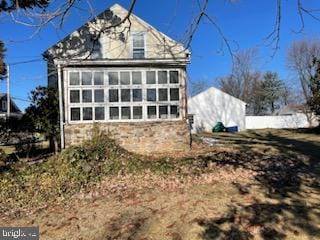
[43,3,191,153]
[0,93,22,119]
[188,87,246,133]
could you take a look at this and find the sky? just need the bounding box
[0,0,320,110]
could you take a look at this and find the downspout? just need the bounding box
[57,64,65,149]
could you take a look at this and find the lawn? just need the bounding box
[1,129,319,240]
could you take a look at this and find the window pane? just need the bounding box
[110,107,119,120]
[133,34,144,48]
[69,72,80,85]
[71,108,80,121]
[94,72,104,85]
[132,71,142,84]
[83,107,93,120]
[147,106,157,119]
[133,89,142,102]
[170,88,179,101]
[109,89,118,102]
[70,90,80,103]
[170,71,179,84]
[121,89,131,102]
[121,107,131,119]
[159,106,168,119]
[146,71,156,84]
[158,88,168,101]
[82,72,92,85]
[147,89,156,102]
[95,107,105,120]
[94,89,104,103]
[170,105,179,118]
[133,50,145,59]
[158,71,167,84]
[120,72,130,85]
[133,106,142,119]
[82,90,92,103]
[108,72,118,85]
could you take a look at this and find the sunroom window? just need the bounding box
[133,89,142,102]
[82,90,92,103]
[83,107,93,120]
[70,90,80,103]
[94,72,104,85]
[133,106,142,119]
[121,107,131,119]
[68,69,181,122]
[109,89,119,102]
[71,108,80,121]
[94,89,104,103]
[132,71,142,84]
[95,107,105,120]
[110,107,119,120]
[82,72,92,85]
[70,72,80,85]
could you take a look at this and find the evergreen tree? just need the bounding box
[261,71,285,113]
[308,58,320,120]
[24,86,59,152]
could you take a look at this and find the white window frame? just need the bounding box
[131,32,146,59]
[66,67,182,124]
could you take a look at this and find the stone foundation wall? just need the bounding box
[64,120,190,154]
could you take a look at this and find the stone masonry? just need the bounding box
[64,120,190,154]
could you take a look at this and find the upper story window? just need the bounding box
[1,100,7,111]
[132,33,145,59]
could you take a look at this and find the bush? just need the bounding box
[0,128,145,213]
[0,127,200,214]
[0,149,7,167]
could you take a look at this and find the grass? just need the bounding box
[1,128,320,240]
[0,146,15,154]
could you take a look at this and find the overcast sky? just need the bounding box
[0,0,319,110]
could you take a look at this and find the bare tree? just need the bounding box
[219,48,259,102]
[287,39,320,125]
[287,39,320,101]
[189,79,211,97]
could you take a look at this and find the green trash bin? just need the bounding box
[212,122,225,132]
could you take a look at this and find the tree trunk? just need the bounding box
[49,136,59,154]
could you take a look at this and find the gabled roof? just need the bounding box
[0,93,22,113]
[43,3,188,58]
[190,87,247,105]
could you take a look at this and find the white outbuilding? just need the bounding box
[188,87,246,133]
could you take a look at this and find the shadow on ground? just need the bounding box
[195,130,320,239]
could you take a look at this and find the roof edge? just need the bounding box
[190,86,247,105]
[43,3,189,59]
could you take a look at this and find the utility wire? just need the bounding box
[8,58,43,66]
[12,96,31,103]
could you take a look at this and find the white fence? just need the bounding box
[245,113,318,129]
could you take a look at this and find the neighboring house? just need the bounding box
[43,4,191,153]
[0,93,22,119]
[188,87,247,133]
